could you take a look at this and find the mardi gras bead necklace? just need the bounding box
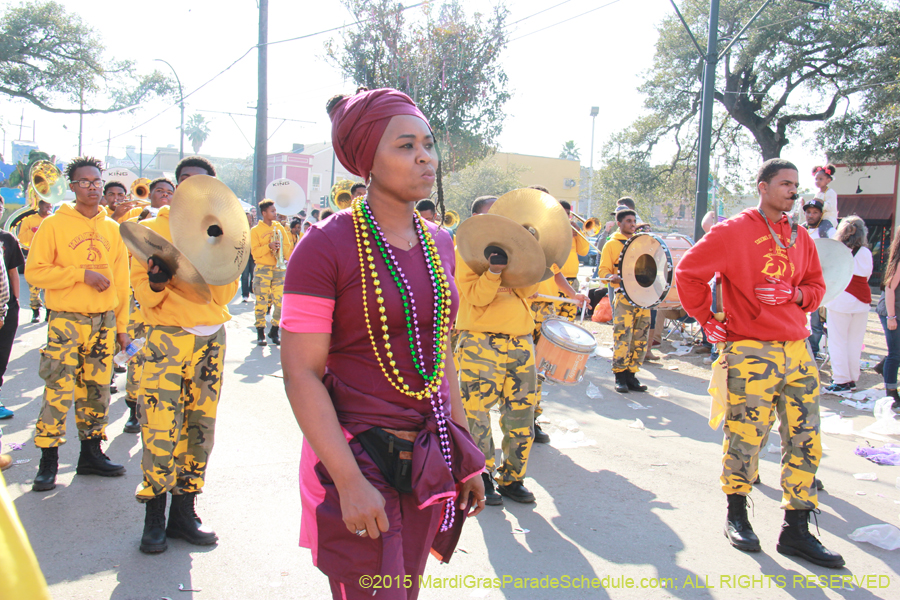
[351,196,457,531]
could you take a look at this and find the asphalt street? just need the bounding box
[2,271,899,600]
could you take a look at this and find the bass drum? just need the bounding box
[617,233,674,309]
[655,233,693,309]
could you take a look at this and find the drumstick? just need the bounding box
[534,294,580,305]
[580,300,587,322]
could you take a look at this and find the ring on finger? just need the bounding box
[355,529,367,536]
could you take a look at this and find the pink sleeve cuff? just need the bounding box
[281,294,335,334]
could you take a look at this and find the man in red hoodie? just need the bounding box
[675,158,843,568]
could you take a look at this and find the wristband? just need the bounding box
[889,316,897,321]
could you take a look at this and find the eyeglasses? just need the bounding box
[73,180,105,189]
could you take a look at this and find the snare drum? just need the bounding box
[535,318,598,385]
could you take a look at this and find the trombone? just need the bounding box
[570,212,602,237]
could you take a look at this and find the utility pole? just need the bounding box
[253,0,269,209]
[139,135,145,177]
[589,106,599,217]
[107,131,111,163]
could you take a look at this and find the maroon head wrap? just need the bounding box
[329,88,432,181]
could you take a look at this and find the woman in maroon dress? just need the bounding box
[281,88,486,600]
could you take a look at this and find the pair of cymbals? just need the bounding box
[119,175,251,304]
[456,188,573,288]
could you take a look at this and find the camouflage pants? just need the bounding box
[35,311,115,447]
[253,265,284,328]
[29,285,43,310]
[557,288,577,322]
[450,328,461,374]
[722,340,821,510]
[530,300,559,419]
[457,331,536,485]
[125,302,148,408]
[612,295,650,373]
[135,325,226,502]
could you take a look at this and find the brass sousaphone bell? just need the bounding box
[30,160,67,204]
[266,178,307,216]
[330,179,355,210]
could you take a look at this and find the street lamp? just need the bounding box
[154,59,185,159]
[589,106,599,218]
[856,175,871,194]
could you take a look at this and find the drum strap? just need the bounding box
[757,208,798,250]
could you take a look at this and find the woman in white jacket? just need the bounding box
[823,216,873,393]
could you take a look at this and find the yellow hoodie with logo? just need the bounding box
[454,249,540,337]
[24,203,130,333]
[131,206,238,328]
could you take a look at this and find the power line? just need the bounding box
[505,0,581,28]
[88,3,424,148]
[509,0,628,43]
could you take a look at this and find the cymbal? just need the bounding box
[120,221,212,305]
[488,189,572,272]
[169,175,251,285]
[456,214,546,288]
[814,238,854,308]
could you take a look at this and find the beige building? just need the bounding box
[830,161,899,287]
[490,152,581,208]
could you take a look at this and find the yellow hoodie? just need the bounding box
[24,203,130,333]
[250,220,294,267]
[131,206,238,328]
[455,249,540,337]
[17,213,47,249]
[597,231,630,289]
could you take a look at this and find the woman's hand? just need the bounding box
[338,475,390,539]
[889,317,897,331]
[458,474,486,517]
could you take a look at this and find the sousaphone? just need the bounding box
[617,233,674,308]
[814,238,854,308]
[119,221,211,304]
[265,178,306,216]
[169,175,251,285]
[488,189,572,281]
[456,214,546,289]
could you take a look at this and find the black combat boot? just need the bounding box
[166,492,218,545]
[777,510,845,568]
[614,371,629,393]
[725,494,760,552]
[76,438,126,476]
[497,480,536,504]
[31,308,40,324]
[268,325,280,345]
[140,494,168,554]
[625,372,648,392]
[256,327,267,346]
[482,472,502,506]
[534,420,550,444]
[32,446,59,492]
[887,388,900,411]
[123,401,141,434]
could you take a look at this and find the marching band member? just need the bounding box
[250,200,294,346]
[121,178,175,434]
[17,200,51,323]
[456,221,541,506]
[557,200,590,321]
[132,156,237,554]
[598,207,650,393]
[676,158,843,568]
[25,156,131,492]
